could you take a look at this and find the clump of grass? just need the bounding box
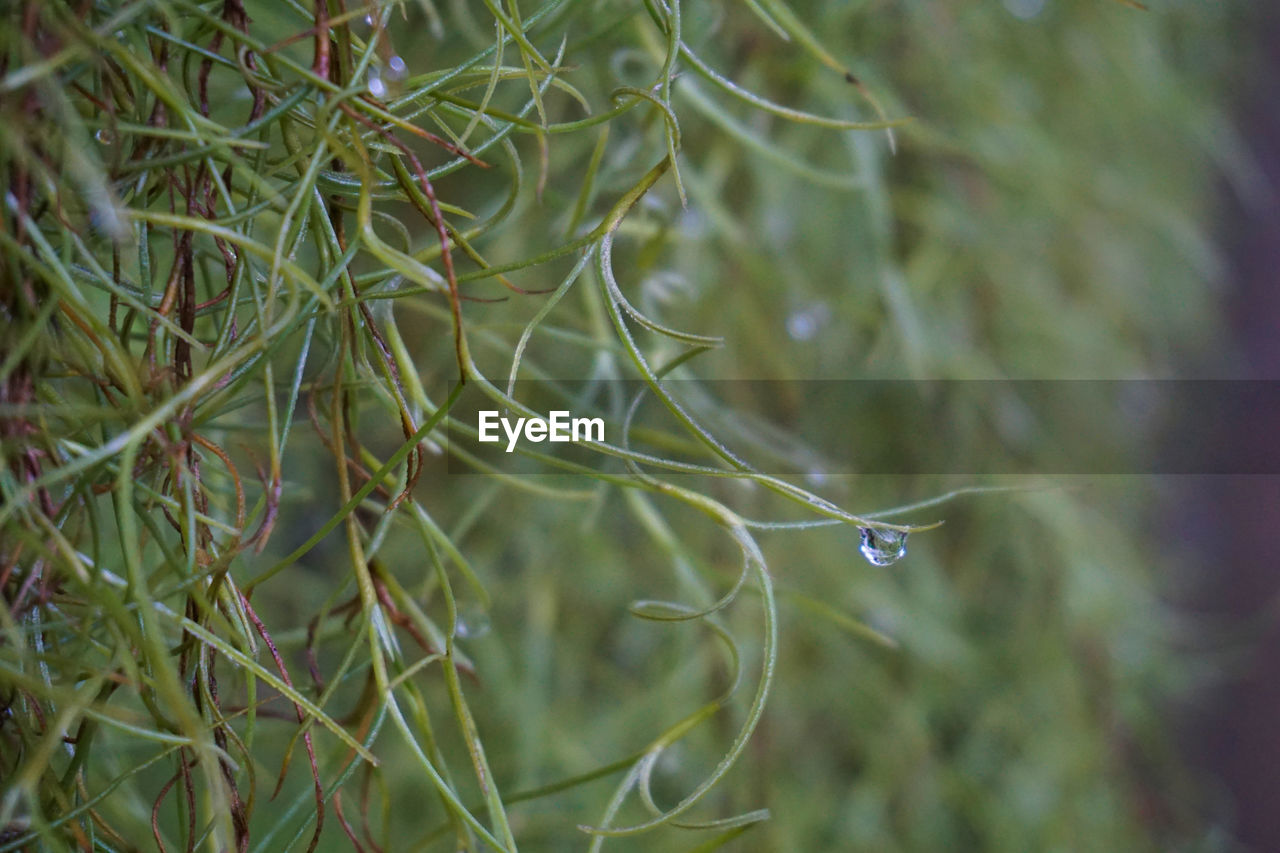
[0,0,1245,850]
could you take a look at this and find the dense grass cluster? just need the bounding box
[0,0,1245,850]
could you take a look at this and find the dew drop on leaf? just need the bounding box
[386,55,408,82]
[859,527,907,566]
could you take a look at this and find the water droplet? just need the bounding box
[385,55,408,82]
[786,302,830,341]
[455,606,491,640]
[350,13,375,38]
[787,312,817,341]
[367,68,387,98]
[94,128,115,145]
[859,527,907,567]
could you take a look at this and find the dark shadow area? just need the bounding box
[1181,7,1280,848]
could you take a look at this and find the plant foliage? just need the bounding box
[0,0,1243,850]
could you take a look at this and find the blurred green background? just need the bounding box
[0,0,1264,850]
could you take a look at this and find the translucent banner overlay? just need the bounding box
[443,380,1278,476]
